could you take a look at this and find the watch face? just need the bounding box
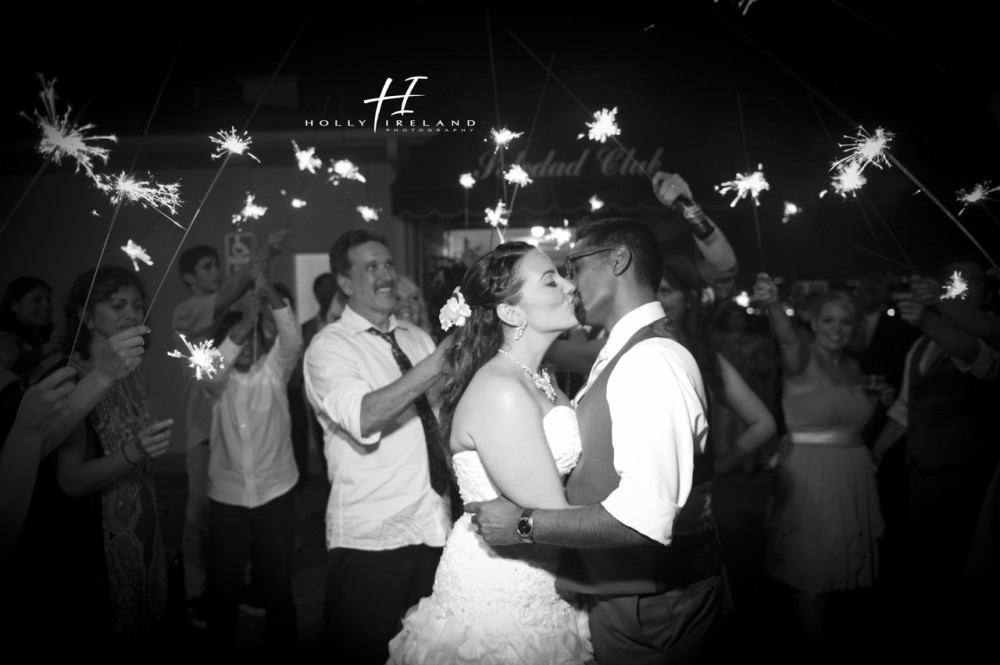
[516,517,531,537]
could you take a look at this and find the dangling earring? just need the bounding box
[514,320,527,341]
[86,320,94,331]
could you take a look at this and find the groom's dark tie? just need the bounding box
[368,327,452,497]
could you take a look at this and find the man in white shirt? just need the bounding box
[303,229,453,665]
[470,217,725,664]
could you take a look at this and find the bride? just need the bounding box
[387,242,594,664]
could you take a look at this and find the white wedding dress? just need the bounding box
[386,405,593,664]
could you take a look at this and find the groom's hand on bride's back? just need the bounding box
[672,481,713,537]
[465,497,523,546]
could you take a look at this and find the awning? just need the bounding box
[390,83,702,231]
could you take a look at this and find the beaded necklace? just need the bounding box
[496,348,556,403]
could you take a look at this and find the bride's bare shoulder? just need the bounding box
[455,360,536,422]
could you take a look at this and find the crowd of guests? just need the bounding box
[1,169,998,661]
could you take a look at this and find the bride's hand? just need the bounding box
[465,497,523,546]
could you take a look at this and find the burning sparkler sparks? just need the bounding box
[579,107,621,143]
[211,127,259,162]
[825,161,867,199]
[292,140,322,173]
[715,0,758,15]
[19,75,117,184]
[459,173,476,189]
[121,240,153,271]
[781,201,802,223]
[831,126,893,173]
[168,333,225,381]
[232,193,267,227]
[956,181,1000,215]
[504,164,533,187]
[734,291,751,308]
[485,200,509,239]
[715,164,770,207]
[94,172,183,217]
[542,220,573,250]
[490,128,523,153]
[327,159,366,185]
[589,195,605,212]
[357,205,381,222]
[291,198,307,208]
[941,271,969,300]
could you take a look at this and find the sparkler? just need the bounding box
[824,161,867,199]
[485,200,509,241]
[19,75,117,185]
[715,164,770,207]
[232,193,268,227]
[542,220,573,250]
[459,173,476,189]
[121,240,154,271]
[489,127,523,153]
[831,126,893,173]
[94,172,184,227]
[504,164,533,187]
[956,181,1000,215]
[941,271,969,300]
[715,0,758,14]
[168,333,225,381]
[327,159,366,185]
[291,198,307,208]
[781,201,803,223]
[734,291,751,308]
[211,127,259,162]
[589,195,605,212]
[357,205,381,222]
[579,107,621,143]
[292,140,322,173]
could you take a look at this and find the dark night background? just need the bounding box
[2,0,999,281]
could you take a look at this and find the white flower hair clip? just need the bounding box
[439,287,472,331]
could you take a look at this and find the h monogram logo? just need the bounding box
[363,76,427,132]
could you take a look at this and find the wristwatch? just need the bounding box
[516,508,535,543]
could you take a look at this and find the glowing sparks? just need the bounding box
[231,193,267,226]
[504,164,533,187]
[168,333,225,381]
[956,181,1000,215]
[715,164,770,207]
[827,161,867,198]
[211,127,259,162]
[292,140,322,173]
[832,126,893,173]
[542,220,573,250]
[459,173,476,189]
[291,198,307,208]
[94,172,183,216]
[357,205,381,222]
[485,200,509,237]
[489,127,523,153]
[589,195,605,212]
[121,240,153,271]
[579,107,621,143]
[941,271,969,300]
[327,159,366,185]
[19,75,117,184]
[781,201,802,223]
[734,291,751,308]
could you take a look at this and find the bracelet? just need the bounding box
[122,444,140,466]
[681,204,716,240]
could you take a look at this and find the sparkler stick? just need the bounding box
[737,94,764,270]
[0,162,49,239]
[718,10,997,269]
[508,51,555,215]
[887,154,996,267]
[845,241,921,275]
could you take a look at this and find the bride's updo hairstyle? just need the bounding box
[438,241,532,443]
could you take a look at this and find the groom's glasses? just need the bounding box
[564,246,617,279]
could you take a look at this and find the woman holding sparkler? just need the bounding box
[753,273,891,657]
[51,266,172,647]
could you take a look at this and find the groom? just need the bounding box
[469,217,725,664]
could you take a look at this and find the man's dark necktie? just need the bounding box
[368,328,451,497]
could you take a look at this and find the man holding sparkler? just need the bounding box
[171,228,288,627]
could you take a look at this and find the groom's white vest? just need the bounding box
[557,318,723,595]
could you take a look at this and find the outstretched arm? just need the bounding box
[754,273,809,377]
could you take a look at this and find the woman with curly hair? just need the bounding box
[388,241,593,664]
